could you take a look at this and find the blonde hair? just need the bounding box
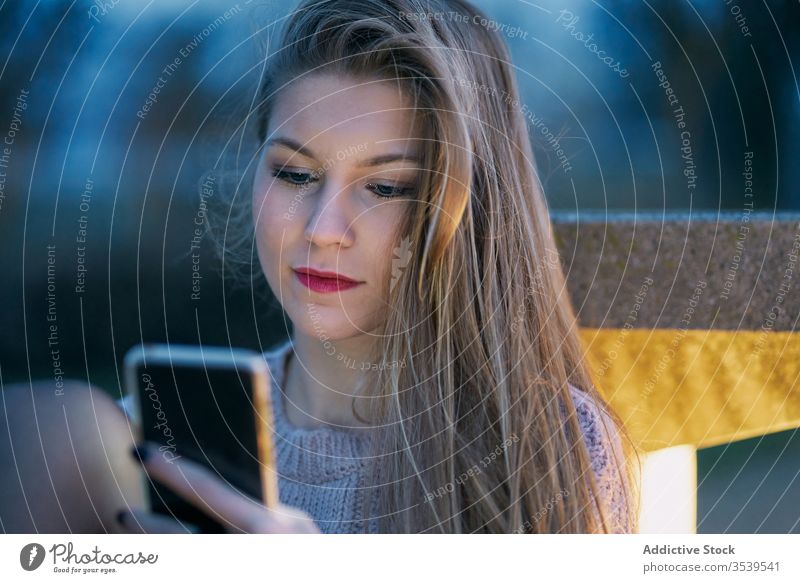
[213,0,640,533]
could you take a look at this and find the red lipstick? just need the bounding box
[293,266,364,293]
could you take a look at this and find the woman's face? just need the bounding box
[252,73,421,341]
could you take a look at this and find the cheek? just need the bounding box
[252,172,302,235]
[360,205,409,294]
[252,190,278,237]
[252,180,295,277]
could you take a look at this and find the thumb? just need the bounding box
[262,503,320,534]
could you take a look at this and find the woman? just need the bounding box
[1,0,639,534]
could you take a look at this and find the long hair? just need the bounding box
[214,0,640,533]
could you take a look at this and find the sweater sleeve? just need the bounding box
[570,386,635,533]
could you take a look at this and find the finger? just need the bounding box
[269,505,321,534]
[118,507,200,534]
[132,442,266,531]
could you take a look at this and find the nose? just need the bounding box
[303,178,355,248]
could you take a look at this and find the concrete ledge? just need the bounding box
[552,211,800,331]
[551,212,800,452]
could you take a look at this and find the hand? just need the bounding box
[117,441,320,534]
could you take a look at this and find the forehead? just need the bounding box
[267,73,421,157]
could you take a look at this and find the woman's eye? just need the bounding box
[366,182,416,199]
[271,168,317,186]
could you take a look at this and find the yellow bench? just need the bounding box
[552,212,800,533]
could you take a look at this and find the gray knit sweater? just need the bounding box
[119,339,632,533]
[262,340,379,533]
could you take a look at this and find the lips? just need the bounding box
[293,266,363,293]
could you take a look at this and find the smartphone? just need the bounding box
[123,343,278,533]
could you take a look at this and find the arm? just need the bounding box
[0,381,145,533]
[571,387,638,534]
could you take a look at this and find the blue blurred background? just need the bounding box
[0,0,797,533]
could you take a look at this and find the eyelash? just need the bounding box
[270,168,415,199]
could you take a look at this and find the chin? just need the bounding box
[287,300,369,341]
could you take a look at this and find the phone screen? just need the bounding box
[132,355,271,533]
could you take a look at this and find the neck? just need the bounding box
[282,330,377,429]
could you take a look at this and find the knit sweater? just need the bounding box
[118,340,632,533]
[262,340,378,533]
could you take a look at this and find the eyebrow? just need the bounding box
[356,153,421,168]
[265,137,316,159]
[266,136,421,168]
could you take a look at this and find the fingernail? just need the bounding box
[129,443,150,464]
[116,510,127,525]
